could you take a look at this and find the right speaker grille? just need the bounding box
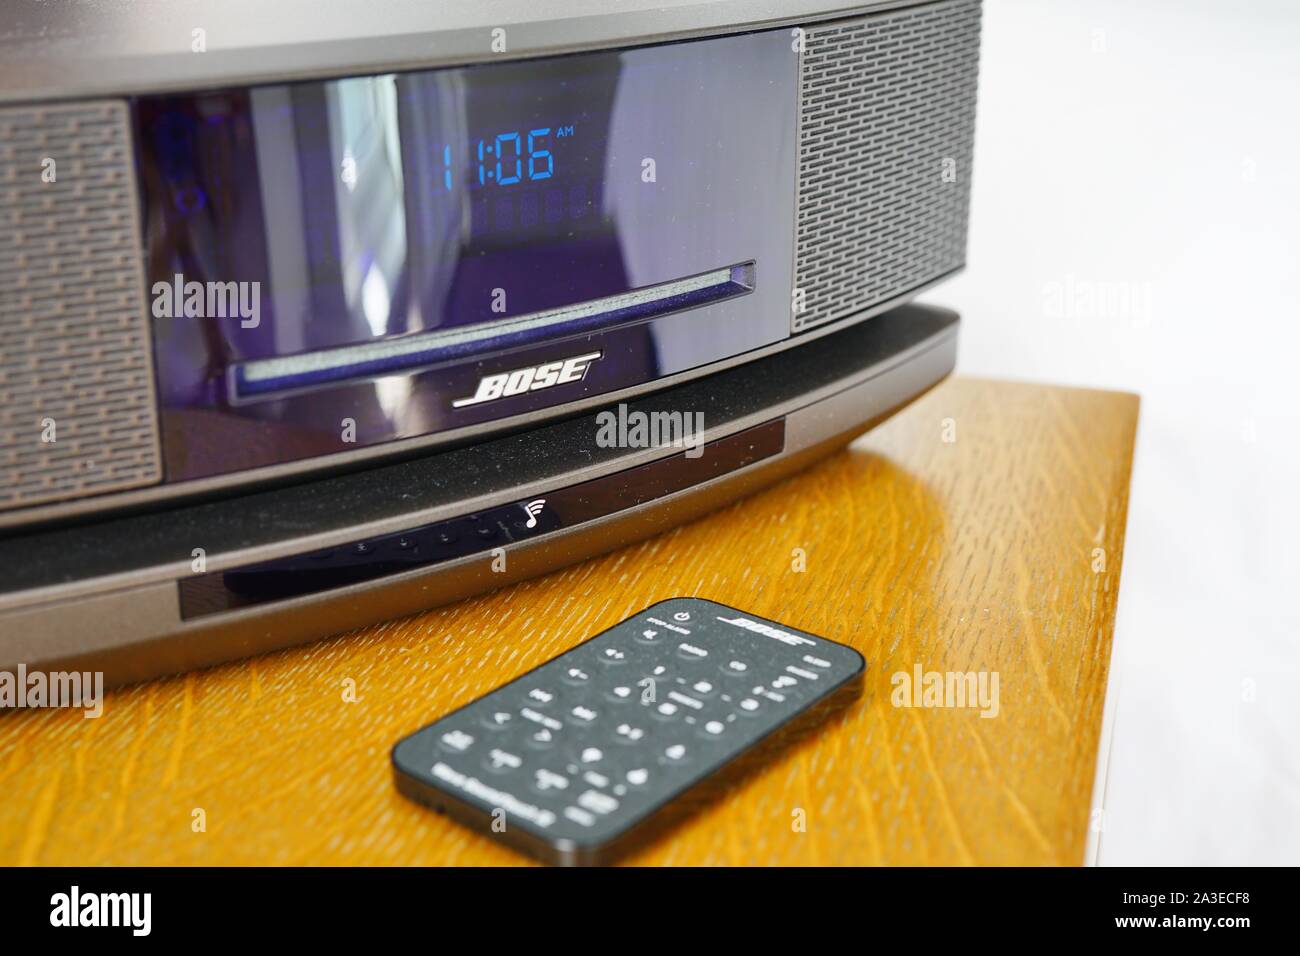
[794,0,982,333]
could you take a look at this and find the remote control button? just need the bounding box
[525,688,555,706]
[568,705,598,725]
[439,730,475,752]
[786,665,820,681]
[484,748,522,773]
[578,790,620,815]
[526,728,556,749]
[677,642,708,661]
[481,711,514,731]
[636,628,665,645]
[532,769,570,793]
[803,654,833,669]
[564,806,597,828]
[667,690,704,711]
[721,659,750,677]
[673,611,692,623]
[613,722,646,744]
[520,707,562,731]
[771,675,799,691]
[577,746,604,765]
[583,771,610,788]
[606,685,634,703]
[653,701,679,720]
[521,710,561,749]
[625,768,651,788]
[662,743,689,764]
[702,720,727,737]
[737,697,762,715]
[561,666,592,686]
[599,647,628,665]
[690,680,716,696]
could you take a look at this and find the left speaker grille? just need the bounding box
[0,100,161,511]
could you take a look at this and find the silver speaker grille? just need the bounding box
[794,0,982,332]
[0,100,161,511]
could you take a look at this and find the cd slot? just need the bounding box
[229,262,756,403]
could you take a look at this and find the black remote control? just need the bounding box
[391,597,865,865]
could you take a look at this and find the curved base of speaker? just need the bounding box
[0,303,958,687]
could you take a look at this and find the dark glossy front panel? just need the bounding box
[135,30,798,481]
[177,419,785,619]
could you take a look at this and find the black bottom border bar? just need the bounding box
[0,866,1281,941]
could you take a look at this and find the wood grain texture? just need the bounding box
[0,377,1139,866]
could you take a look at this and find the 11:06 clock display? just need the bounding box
[442,124,576,190]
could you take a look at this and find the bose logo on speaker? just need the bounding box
[452,351,602,408]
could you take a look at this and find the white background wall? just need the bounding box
[920,0,1300,865]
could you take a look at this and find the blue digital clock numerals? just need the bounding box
[495,132,522,185]
[527,128,553,181]
[456,127,560,190]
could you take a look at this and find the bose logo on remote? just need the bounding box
[715,616,816,647]
[453,351,602,408]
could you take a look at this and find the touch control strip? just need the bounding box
[177,419,785,619]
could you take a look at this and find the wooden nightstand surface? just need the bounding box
[0,377,1139,866]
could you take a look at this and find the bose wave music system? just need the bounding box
[0,0,982,684]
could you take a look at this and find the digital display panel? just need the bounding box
[133,29,797,480]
